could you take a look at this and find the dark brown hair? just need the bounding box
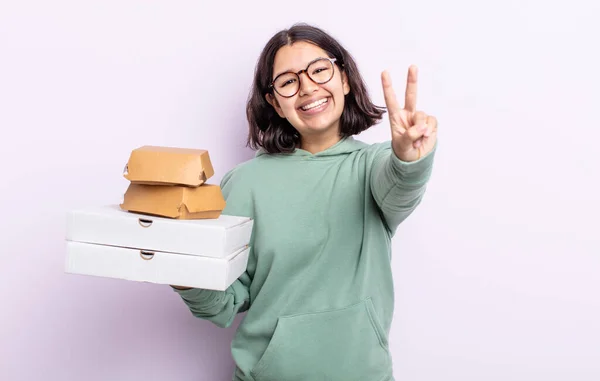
[246,23,386,154]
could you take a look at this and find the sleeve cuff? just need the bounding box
[390,142,437,183]
[171,286,222,303]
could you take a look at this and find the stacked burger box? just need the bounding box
[64,146,253,291]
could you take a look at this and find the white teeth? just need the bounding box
[301,98,328,111]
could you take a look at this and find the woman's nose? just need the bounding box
[298,72,318,96]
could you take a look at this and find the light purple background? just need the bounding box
[1,1,599,380]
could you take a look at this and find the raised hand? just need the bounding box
[381,65,437,162]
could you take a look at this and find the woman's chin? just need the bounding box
[300,123,338,135]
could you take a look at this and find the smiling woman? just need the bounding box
[246,25,387,154]
[171,22,439,381]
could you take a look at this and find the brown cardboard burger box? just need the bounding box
[120,183,226,219]
[123,145,214,187]
[120,145,226,219]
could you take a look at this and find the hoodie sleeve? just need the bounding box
[172,273,251,328]
[171,166,253,328]
[369,142,437,234]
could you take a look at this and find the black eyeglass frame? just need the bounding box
[269,57,342,98]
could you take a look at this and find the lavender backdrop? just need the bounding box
[1,1,599,380]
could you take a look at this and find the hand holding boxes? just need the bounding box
[65,146,253,291]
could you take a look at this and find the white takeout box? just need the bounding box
[65,241,250,291]
[64,204,253,291]
[66,205,253,258]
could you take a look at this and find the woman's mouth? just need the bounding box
[298,97,330,114]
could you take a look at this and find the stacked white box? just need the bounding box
[65,205,253,290]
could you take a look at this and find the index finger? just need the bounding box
[382,70,402,115]
[404,65,418,112]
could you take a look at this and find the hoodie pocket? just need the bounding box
[250,297,391,381]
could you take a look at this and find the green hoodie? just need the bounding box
[174,136,436,381]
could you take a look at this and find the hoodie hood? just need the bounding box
[255,136,370,159]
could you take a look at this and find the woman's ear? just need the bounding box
[342,71,351,95]
[265,93,286,118]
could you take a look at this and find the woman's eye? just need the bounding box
[313,67,328,75]
[281,79,295,87]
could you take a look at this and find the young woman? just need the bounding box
[172,23,438,381]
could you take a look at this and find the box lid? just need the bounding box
[120,183,226,219]
[123,145,215,187]
[66,205,253,257]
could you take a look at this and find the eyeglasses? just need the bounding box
[269,57,339,98]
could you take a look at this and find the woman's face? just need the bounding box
[266,41,350,138]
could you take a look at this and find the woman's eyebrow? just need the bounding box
[272,68,292,79]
